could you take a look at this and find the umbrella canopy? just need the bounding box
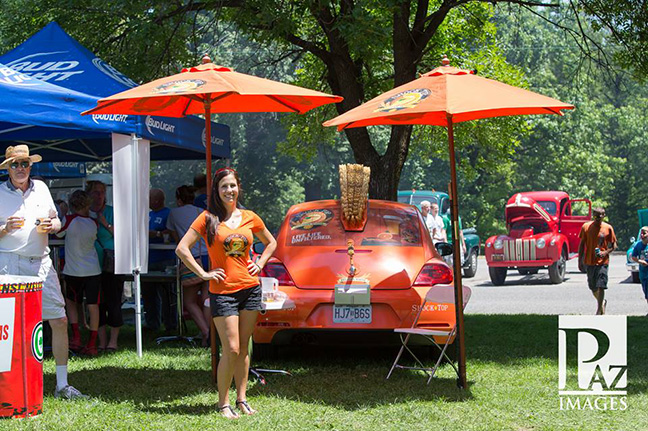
[323,56,574,389]
[84,60,343,115]
[84,56,343,189]
[324,59,573,130]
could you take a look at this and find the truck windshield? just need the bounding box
[536,200,557,216]
[397,195,438,207]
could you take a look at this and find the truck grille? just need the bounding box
[503,239,536,261]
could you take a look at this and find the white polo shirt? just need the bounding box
[0,179,58,257]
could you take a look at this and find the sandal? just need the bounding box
[236,400,257,415]
[218,405,239,419]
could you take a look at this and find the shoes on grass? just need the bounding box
[80,345,98,356]
[54,385,89,400]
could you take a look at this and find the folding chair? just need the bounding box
[386,284,471,384]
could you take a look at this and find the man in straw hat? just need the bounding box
[0,145,88,399]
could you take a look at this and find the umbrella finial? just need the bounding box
[441,55,450,67]
[202,54,212,64]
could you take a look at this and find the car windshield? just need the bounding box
[536,200,557,216]
[286,204,422,247]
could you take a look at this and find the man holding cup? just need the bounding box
[0,145,87,399]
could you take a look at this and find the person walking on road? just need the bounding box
[631,226,648,315]
[578,207,617,315]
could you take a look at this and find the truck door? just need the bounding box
[560,199,592,255]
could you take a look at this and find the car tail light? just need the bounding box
[260,262,296,286]
[413,263,453,286]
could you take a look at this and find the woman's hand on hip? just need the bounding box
[247,260,262,276]
[201,268,226,282]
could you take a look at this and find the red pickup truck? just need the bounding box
[485,191,591,285]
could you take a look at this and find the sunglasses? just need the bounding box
[9,161,31,169]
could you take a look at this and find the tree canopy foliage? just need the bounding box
[0,0,646,241]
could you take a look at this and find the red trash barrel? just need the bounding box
[0,275,43,418]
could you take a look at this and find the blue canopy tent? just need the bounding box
[0,21,230,160]
[0,23,231,357]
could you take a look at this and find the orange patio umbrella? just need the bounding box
[323,55,574,388]
[84,55,343,190]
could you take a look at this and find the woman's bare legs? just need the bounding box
[214,315,240,419]
[233,310,258,414]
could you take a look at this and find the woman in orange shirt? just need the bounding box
[176,168,277,419]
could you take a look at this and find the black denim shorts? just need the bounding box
[210,285,262,317]
[586,264,609,290]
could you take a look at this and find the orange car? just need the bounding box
[254,199,459,356]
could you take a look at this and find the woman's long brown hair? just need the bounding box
[205,168,243,246]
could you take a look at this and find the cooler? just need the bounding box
[0,275,43,418]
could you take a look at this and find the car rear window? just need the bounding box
[286,205,422,247]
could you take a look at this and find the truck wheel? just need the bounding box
[463,250,478,278]
[489,267,507,286]
[549,250,567,284]
[518,268,539,275]
[578,255,586,273]
[632,272,640,283]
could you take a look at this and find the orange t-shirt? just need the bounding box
[579,221,617,266]
[190,209,266,294]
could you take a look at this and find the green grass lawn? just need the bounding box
[2,315,646,430]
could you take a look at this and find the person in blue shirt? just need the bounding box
[631,226,648,314]
[142,188,177,332]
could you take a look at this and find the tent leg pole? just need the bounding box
[130,133,143,358]
[447,115,467,389]
[134,271,142,358]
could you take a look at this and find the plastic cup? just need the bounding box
[35,218,48,233]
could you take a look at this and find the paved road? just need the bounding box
[463,254,647,316]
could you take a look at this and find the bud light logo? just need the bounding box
[0,65,39,86]
[5,52,84,83]
[31,321,43,363]
[202,128,224,147]
[92,114,129,124]
[145,116,176,136]
[5,51,138,88]
[91,58,137,88]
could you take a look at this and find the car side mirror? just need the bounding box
[435,242,453,256]
[252,242,266,255]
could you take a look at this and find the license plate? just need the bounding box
[333,305,372,323]
[492,254,504,261]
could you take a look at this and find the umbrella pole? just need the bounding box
[204,98,212,197]
[447,115,467,388]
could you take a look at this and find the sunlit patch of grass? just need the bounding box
[2,315,646,430]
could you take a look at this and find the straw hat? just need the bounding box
[0,145,42,170]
